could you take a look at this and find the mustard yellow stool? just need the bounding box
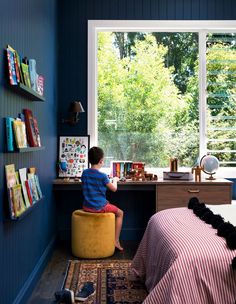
[71,210,115,258]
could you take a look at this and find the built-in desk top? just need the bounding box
[53,178,232,191]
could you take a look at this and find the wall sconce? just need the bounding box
[62,101,85,124]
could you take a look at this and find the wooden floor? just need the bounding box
[27,240,139,304]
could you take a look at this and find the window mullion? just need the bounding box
[199,31,207,157]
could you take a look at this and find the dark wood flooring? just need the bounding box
[27,240,139,304]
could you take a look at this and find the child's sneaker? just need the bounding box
[75,282,95,302]
[54,288,74,303]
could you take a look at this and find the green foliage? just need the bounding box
[98,32,199,167]
[206,36,236,164]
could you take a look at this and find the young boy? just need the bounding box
[81,146,124,251]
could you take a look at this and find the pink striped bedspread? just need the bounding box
[131,207,236,304]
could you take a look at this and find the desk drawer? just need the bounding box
[157,184,231,211]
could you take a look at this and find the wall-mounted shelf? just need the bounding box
[6,146,45,153]
[10,83,45,101]
[17,146,45,153]
[7,196,44,221]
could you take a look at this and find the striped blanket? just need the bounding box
[131,207,236,304]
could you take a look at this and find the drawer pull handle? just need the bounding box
[188,189,200,193]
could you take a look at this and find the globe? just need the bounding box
[200,155,219,180]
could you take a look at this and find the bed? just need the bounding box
[131,203,236,304]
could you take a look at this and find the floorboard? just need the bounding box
[27,240,139,304]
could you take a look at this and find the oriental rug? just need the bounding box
[62,259,147,303]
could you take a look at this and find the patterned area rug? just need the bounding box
[62,260,147,303]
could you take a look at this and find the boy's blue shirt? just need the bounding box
[81,168,110,210]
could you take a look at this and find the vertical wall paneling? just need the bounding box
[0,0,57,303]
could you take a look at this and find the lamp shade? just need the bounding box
[70,101,85,113]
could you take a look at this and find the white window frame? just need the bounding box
[88,20,236,176]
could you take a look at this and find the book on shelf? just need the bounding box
[32,117,41,147]
[23,108,39,147]
[29,59,37,91]
[111,161,133,178]
[5,117,15,152]
[12,119,27,148]
[6,47,17,85]
[36,74,44,96]
[5,164,17,219]
[34,175,43,199]
[21,62,31,87]
[12,184,26,217]
[7,45,21,83]
[19,168,31,208]
[27,173,39,202]
[25,180,33,206]
[15,51,24,84]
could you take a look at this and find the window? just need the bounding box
[88,21,236,170]
[206,33,236,166]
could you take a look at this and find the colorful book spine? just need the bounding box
[6,48,17,85]
[32,117,41,147]
[36,74,44,96]
[23,108,38,147]
[25,180,33,205]
[34,175,43,199]
[12,120,28,148]
[111,161,133,178]
[21,63,31,87]
[28,173,39,202]
[12,184,26,217]
[13,52,20,83]
[15,51,24,83]
[29,59,37,91]
[5,117,15,152]
[116,163,121,178]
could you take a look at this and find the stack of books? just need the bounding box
[5,164,43,219]
[111,161,133,178]
[5,108,41,151]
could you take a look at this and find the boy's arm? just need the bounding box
[106,176,119,192]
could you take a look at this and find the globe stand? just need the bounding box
[205,172,216,180]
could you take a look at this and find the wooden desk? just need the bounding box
[53,178,232,211]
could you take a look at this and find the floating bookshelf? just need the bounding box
[17,146,45,153]
[7,196,44,221]
[6,146,45,153]
[10,83,45,101]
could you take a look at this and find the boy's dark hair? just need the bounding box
[88,146,104,165]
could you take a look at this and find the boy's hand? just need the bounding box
[107,176,119,192]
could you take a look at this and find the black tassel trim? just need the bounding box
[188,197,199,210]
[217,222,235,238]
[188,197,236,270]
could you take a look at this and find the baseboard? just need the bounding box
[13,235,56,304]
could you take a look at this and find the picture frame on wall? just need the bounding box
[58,135,90,178]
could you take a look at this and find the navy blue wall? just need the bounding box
[57,0,236,137]
[0,0,57,303]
